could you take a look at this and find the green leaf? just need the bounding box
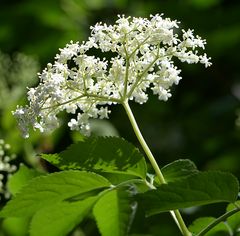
[1,217,30,236]
[7,164,44,195]
[161,159,199,183]
[0,170,111,218]
[139,171,239,216]
[189,217,229,236]
[30,196,97,236]
[100,172,140,185]
[226,201,240,232]
[93,189,134,236]
[42,136,147,179]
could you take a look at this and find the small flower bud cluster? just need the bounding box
[13,14,211,137]
[0,139,17,200]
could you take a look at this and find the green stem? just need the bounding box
[122,100,192,236]
[196,207,240,236]
[122,100,165,184]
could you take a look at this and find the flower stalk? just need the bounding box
[122,100,192,236]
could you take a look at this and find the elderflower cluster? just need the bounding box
[0,139,17,200]
[13,14,211,138]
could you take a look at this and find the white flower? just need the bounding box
[68,119,79,130]
[200,53,212,67]
[13,14,211,137]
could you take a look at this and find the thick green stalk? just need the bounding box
[122,100,192,236]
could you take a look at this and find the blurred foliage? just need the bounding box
[0,51,41,166]
[0,0,240,235]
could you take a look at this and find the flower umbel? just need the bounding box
[13,14,211,138]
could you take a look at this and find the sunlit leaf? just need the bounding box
[42,136,147,179]
[0,170,111,218]
[7,164,44,195]
[1,217,30,236]
[93,189,134,236]
[30,197,97,236]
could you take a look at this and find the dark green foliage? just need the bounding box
[139,171,239,216]
[161,159,199,183]
[189,217,229,236]
[189,201,240,236]
[226,201,240,234]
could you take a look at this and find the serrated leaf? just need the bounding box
[93,189,134,236]
[7,164,44,195]
[139,171,239,216]
[0,170,111,218]
[42,136,147,179]
[189,217,229,236]
[226,201,240,232]
[30,196,97,236]
[161,159,199,183]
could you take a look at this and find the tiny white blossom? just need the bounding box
[13,14,211,137]
[68,119,79,130]
[200,53,212,67]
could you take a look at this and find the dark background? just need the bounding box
[0,0,240,235]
